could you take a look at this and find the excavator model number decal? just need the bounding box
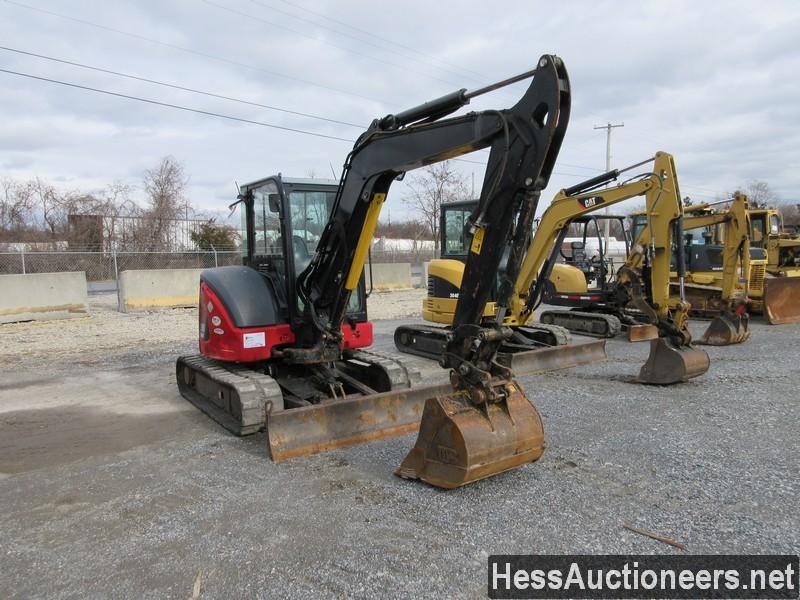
[470,227,485,255]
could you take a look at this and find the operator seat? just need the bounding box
[292,235,311,276]
[569,241,594,281]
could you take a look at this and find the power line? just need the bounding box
[0,46,365,129]
[247,0,486,86]
[201,0,471,90]
[273,0,488,81]
[2,0,386,105]
[0,67,355,142]
[2,66,606,182]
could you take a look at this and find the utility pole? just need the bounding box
[593,122,624,258]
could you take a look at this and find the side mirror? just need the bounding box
[268,193,281,213]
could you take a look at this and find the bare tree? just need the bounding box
[0,177,35,236]
[777,203,800,229]
[32,177,90,242]
[93,182,138,249]
[404,161,469,255]
[740,180,777,209]
[140,156,190,250]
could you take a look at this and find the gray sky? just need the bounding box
[1,0,798,221]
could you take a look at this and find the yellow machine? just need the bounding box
[403,152,710,385]
[747,208,800,324]
[647,204,800,325]
[631,194,754,345]
[527,152,711,383]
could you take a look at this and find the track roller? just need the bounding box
[539,310,622,338]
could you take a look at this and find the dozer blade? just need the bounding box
[763,277,800,325]
[698,312,750,346]
[501,340,607,375]
[627,324,659,342]
[395,381,544,489]
[266,382,453,461]
[637,337,710,385]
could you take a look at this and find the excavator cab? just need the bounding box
[241,176,366,318]
[545,214,630,306]
[177,176,415,436]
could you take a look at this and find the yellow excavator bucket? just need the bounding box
[763,277,800,325]
[698,311,750,345]
[638,337,710,385]
[395,380,544,489]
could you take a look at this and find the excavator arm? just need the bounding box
[680,193,752,344]
[683,194,751,306]
[272,55,571,488]
[289,56,569,374]
[513,169,658,324]
[510,152,709,384]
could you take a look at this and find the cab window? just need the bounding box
[770,214,780,235]
[242,181,283,257]
[443,206,471,256]
[288,190,336,272]
[750,214,766,244]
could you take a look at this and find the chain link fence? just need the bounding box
[0,245,435,294]
[0,248,242,288]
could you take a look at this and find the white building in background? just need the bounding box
[371,237,435,252]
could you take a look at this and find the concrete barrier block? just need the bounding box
[118,268,202,313]
[0,272,88,324]
[365,263,412,291]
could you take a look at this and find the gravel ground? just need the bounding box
[0,297,798,599]
[0,289,426,369]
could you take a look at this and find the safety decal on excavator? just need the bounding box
[470,227,485,255]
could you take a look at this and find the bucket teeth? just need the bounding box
[395,381,544,489]
[698,312,750,346]
[637,337,709,385]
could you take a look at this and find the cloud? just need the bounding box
[0,0,797,218]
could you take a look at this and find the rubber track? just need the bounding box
[514,322,571,346]
[177,350,421,436]
[346,349,422,388]
[176,354,283,436]
[538,310,622,338]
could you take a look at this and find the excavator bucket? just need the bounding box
[267,382,453,461]
[763,277,800,325]
[395,381,544,489]
[627,324,659,342]
[698,312,750,346]
[637,337,710,385]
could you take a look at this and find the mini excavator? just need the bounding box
[534,153,710,383]
[177,55,571,489]
[392,197,608,375]
[404,152,710,385]
[630,193,753,345]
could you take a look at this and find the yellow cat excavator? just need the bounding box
[400,151,710,384]
[641,202,800,326]
[524,152,710,383]
[631,194,753,345]
[177,55,571,489]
